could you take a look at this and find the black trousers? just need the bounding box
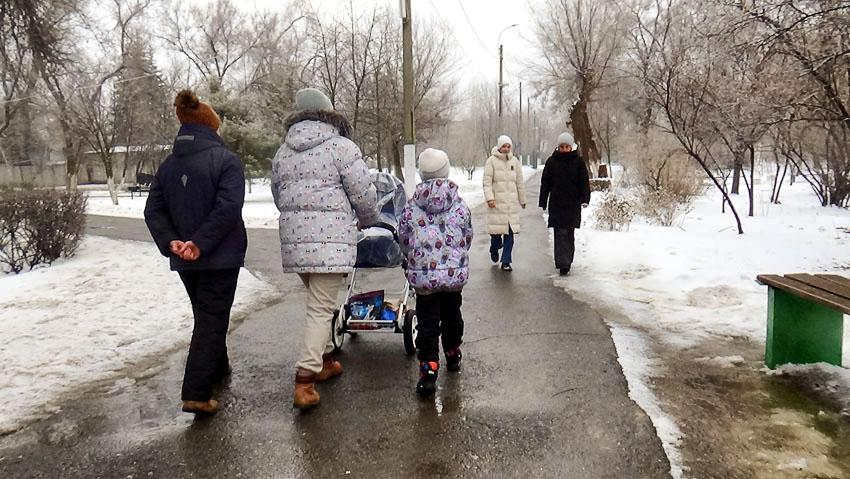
[178,268,240,402]
[553,228,576,270]
[415,291,464,363]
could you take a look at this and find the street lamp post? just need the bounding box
[497,23,519,132]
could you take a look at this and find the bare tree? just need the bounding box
[72,0,152,204]
[304,7,459,182]
[730,0,850,207]
[630,0,746,233]
[530,0,627,175]
[160,0,276,88]
[0,3,39,167]
[6,0,90,187]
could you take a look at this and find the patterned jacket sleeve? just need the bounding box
[336,139,379,227]
[459,199,473,251]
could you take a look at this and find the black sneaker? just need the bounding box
[501,263,512,271]
[490,249,499,263]
[445,348,462,372]
[559,268,570,276]
[416,361,439,397]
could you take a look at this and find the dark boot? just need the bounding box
[501,263,512,271]
[559,267,570,276]
[445,347,462,372]
[416,361,439,397]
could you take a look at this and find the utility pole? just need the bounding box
[498,44,503,125]
[496,24,517,133]
[401,0,416,197]
[375,65,382,172]
[518,81,522,161]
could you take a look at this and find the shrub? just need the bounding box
[0,189,87,274]
[594,192,634,231]
[589,178,611,192]
[638,187,694,227]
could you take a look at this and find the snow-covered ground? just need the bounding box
[549,176,850,479]
[0,236,281,435]
[84,166,539,225]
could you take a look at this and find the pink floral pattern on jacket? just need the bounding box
[399,179,473,294]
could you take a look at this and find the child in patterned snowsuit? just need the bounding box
[398,148,473,397]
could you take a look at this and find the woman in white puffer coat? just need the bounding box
[483,134,527,271]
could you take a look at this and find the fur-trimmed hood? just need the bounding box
[284,110,352,138]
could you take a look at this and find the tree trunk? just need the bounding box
[774,160,788,204]
[748,146,755,217]
[107,175,118,205]
[568,90,601,177]
[390,137,404,183]
[731,158,742,194]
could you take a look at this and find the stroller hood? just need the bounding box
[355,172,407,268]
[413,179,459,214]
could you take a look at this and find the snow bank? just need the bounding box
[549,179,850,478]
[0,236,281,434]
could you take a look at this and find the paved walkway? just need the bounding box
[0,174,670,478]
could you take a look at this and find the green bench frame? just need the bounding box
[757,273,850,369]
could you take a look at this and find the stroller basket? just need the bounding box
[346,290,397,330]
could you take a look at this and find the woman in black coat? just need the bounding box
[539,132,591,276]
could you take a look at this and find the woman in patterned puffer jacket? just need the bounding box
[271,87,378,410]
[398,148,472,397]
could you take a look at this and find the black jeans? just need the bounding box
[178,268,240,402]
[553,228,576,270]
[415,291,464,363]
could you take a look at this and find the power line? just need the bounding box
[456,0,497,60]
[427,0,475,65]
[0,71,163,106]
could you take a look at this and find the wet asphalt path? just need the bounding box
[0,174,670,478]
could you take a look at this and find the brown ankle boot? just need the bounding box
[182,399,218,415]
[315,354,342,383]
[293,369,320,409]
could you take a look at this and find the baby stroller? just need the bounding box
[331,172,418,355]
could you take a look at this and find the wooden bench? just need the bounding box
[756,273,850,368]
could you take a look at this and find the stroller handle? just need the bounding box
[369,221,400,243]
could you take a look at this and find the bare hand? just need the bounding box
[181,241,201,261]
[521,204,527,209]
[581,203,588,208]
[487,200,496,208]
[169,240,186,256]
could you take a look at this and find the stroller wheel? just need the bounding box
[402,310,417,356]
[331,309,345,352]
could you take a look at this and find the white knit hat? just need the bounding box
[497,135,513,149]
[418,148,451,180]
[557,132,577,150]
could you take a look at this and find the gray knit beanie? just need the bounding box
[418,148,451,180]
[295,87,333,111]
